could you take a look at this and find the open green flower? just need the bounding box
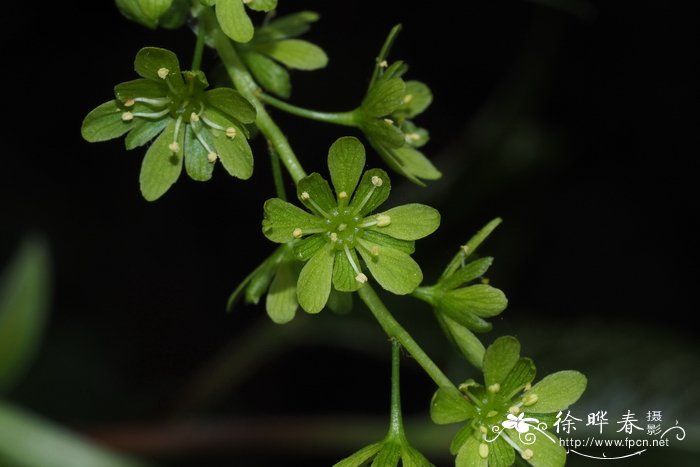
[431,337,587,467]
[262,136,440,313]
[82,47,256,201]
[201,0,278,43]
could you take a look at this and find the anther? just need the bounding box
[157,67,170,79]
[292,228,303,239]
[403,94,413,104]
[461,244,470,254]
[370,246,380,256]
[524,383,532,391]
[337,224,347,232]
[225,127,237,138]
[488,383,501,393]
[190,112,200,122]
[478,443,489,459]
[509,406,520,415]
[121,111,134,121]
[383,118,394,125]
[338,191,348,200]
[355,273,368,284]
[405,132,421,142]
[522,393,538,406]
[479,426,488,434]
[522,449,534,460]
[486,410,498,418]
[168,142,180,153]
[379,60,388,67]
[207,152,218,163]
[371,176,383,187]
[124,99,135,107]
[376,214,391,226]
[300,191,310,200]
[329,232,338,242]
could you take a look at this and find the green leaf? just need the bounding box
[524,371,587,413]
[397,81,432,118]
[184,125,214,182]
[455,434,488,467]
[483,336,521,387]
[441,285,508,318]
[217,0,254,43]
[211,127,254,179]
[256,39,328,70]
[357,240,422,295]
[441,315,485,369]
[350,169,391,217]
[441,257,494,290]
[139,120,183,201]
[255,11,319,42]
[266,262,297,324]
[430,387,476,424]
[0,238,49,393]
[134,47,183,88]
[327,136,366,198]
[363,78,405,117]
[81,100,132,143]
[488,436,515,467]
[246,0,277,11]
[125,117,168,150]
[205,88,256,124]
[326,289,353,314]
[297,173,337,216]
[262,198,324,243]
[332,249,363,292]
[506,428,566,467]
[500,358,537,399]
[243,51,292,98]
[297,243,334,313]
[391,146,441,182]
[372,442,401,466]
[369,204,440,240]
[333,443,383,467]
[114,78,166,101]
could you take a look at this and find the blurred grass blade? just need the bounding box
[0,238,50,393]
[0,401,150,467]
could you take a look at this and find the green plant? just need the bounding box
[80,2,587,465]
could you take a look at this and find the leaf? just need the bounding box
[205,87,256,124]
[332,249,363,292]
[327,136,366,198]
[506,428,566,467]
[256,39,328,70]
[81,100,132,143]
[255,11,319,42]
[0,238,50,393]
[369,204,440,240]
[246,0,277,11]
[441,284,508,318]
[125,118,168,150]
[266,262,297,324]
[397,81,433,118]
[139,120,183,201]
[350,169,391,217]
[217,0,254,43]
[441,257,494,290]
[441,315,485,369]
[363,78,405,117]
[430,387,476,424]
[500,358,537,399]
[243,51,291,98]
[113,78,166,101]
[134,47,183,88]
[455,434,488,467]
[297,173,337,216]
[297,243,334,313]
[333,443,383,467]
[357,240,422,295]
[211,126,254,179]
[261,198,324,243]
[483,336,521,387]
[184,125,214,182]
[524,371,587,413]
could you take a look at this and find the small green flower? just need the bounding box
[430,337,587,467]
[82,47,256,201]
[334,440,433,467]
[262,136,440,313]
[239,11,328,98]
[201,0,278,43]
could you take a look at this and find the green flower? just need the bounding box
[239,11,328,98]
[82,47,256,201]
[334,440,432,467]
[356,55,440,185]
[201,0,278,43]
[262,136,440,313]
[430,337,587,467]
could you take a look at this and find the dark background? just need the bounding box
[1,1,697,466]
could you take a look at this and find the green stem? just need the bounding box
[199,8,307,183]
[357,284,454,389]
[268,143,287,201]
[191,21,207,71]
[387,339,405,440]
[260,94,357,126]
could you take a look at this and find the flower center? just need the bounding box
[326,209,363,250]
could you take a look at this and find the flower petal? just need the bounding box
[327,137,365,199]
[134,47,184,88]
[255,39,328,70]
[254,11,319,42]
[333,443,383,467]
[436,305,492,333]
[483,336,521,388]
[293,235,327,261]
[487,436,515,467]
[184,125,214,182]
[332,248,362,292]
[439,314,485,369]
[522,371,587,414]
[266,261,298,324]
[357,239,422,295]
[114,78,166,101]
[326,289,353,314]
[362,230,414,255]
[246,0,277,12]
[205,88,256,124]
[455,435,488,467]
[297,243,334,313]
[370,203,440,240]
[500,358,537,399]
[362,77,405,117]
[139,120,184,201]
[243,51,291,99]
[506,428,565,467]
[363,118,406,148]
[81,100,133,143]
[350,169,391,217]
[441,257,494,290]
[125,117,168,150]
[372,442,401,466]
[217,0,254,43]
[397,80,433,118]
[392,145,441,184]
[211,126,254,179]
[400,445,432,467]
[430,386,476,425]
[441,285,508,318]
[262,198,324,243]
[297,173,337,216]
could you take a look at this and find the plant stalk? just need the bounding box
[259,94,357,126]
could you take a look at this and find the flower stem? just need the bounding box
[388,339,405,440]
[199,8,307,183]
[357,284,455,389]
[259,94,357,126]
[191,21,207,72]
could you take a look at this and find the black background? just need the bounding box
[1,1,698,466]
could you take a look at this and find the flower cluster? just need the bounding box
[430,337,587,467]
[81,47,256,200]
[262,137,440,314]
